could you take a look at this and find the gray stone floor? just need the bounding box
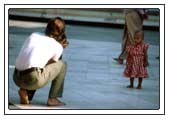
[8,20,160,110]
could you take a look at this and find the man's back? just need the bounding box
[15,32,63,70]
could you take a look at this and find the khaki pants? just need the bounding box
[119,10,143,60]
[13,60,67,98]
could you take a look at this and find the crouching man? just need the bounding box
[13,17,68,106]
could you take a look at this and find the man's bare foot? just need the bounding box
[47,98,65,106]
[18,88,29,104]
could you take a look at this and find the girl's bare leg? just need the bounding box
[137,77,143,89]
[127,77,134,88]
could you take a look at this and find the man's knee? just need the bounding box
[60,60,67,72]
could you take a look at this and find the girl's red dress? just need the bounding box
[124,43,149,78]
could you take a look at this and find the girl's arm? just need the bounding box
[144,44,149,67]
[144,50,148,67]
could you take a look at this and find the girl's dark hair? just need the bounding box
[135,30,144,37]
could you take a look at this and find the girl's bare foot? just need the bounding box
[136,86,142,89]
[126,85,134,88]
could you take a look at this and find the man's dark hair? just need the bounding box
[56,33,67,43]
[54,17,65,24]
[45,19,60,37]
[45,17,65,37]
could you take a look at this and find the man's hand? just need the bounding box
[46,58,56,66]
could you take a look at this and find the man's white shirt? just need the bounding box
[15,32,63,70]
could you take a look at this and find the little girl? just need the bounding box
[124,30,149,89]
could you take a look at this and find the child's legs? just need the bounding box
[130,78,134,86]
[127,77,134,88]
[137,77,143,89]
